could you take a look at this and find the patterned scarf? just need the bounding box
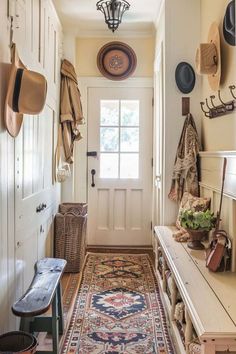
[168,114,200,203]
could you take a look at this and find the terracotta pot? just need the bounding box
[186,229,209,250]
[0,331,37,353]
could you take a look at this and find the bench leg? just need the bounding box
[20,317,34,332]
[57,283,64,335]
[52,291,59,354]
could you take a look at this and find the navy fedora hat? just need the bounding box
[175,62,196,94]
[223,0,236,46]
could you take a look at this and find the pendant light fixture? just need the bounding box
[96,0,130,32]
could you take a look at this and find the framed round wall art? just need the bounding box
[97,42,137,80]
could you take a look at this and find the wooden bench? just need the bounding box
[12,258,67,354]
[154,226,236,354]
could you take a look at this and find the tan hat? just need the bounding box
[195,22,221,91]
[5,44,47,137]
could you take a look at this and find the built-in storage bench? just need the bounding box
[154,226,236,354]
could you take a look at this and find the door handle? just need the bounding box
[91,169,96,187]
[87,151,97,157]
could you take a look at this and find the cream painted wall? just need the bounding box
[201,0,236,151]
[155,0,201,225]
[76,37,155,77]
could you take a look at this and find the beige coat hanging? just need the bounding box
[60,59,84,163]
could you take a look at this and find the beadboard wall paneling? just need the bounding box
[0,0,62,332]
[199,151,236,272]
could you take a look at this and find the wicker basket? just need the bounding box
[59,203,87,216]
[54,203,87,273]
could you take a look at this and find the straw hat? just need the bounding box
[195,22,221,91]
[5,44,47,137]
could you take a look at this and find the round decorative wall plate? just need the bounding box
[97,42,137,80]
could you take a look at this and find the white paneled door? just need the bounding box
[87,87,153,246]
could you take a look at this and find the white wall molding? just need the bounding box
[199,151,236,158]
[154,0,165,29]
[78,77,154,89]
[199,182,236,201]
[63,26,155,39]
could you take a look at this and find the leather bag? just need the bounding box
[206,230,231,272]
[205,158,231,272]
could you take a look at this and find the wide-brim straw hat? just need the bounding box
[195,22,221,91]
[5,44,47,137]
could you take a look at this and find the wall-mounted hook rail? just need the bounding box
[210,95,217,109]
[200,102,210,118]
[229,85,236,100]
[200,85,236,119]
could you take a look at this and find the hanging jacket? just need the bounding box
[60,59,84,163]
[168,113,200,203]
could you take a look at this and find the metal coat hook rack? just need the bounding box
[200,85,236,119]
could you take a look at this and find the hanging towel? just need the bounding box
[60,59,85,163]
[168,114,200,203]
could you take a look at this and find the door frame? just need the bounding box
[74,77,154,204]
[153,43,165,226]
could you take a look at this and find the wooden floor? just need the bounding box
[38,248,154,352]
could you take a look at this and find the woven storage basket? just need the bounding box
[59,203,87,216]
[54,203,87,273]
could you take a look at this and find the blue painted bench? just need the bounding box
[12,258,67,354]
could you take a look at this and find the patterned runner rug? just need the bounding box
[62,253,175,354]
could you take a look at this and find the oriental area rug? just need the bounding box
[62,253,175,354]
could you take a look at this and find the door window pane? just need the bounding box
[99,99,140,179]
[100,100,119,126]
[121,100,139,126]
[100,153,119,178]
[100,127,119,152]
[120,128,139,152]
[120,154,139,179]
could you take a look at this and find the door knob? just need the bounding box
[91,169,96,187]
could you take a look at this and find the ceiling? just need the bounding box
[52,0,162,36]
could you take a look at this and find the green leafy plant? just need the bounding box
[179,209,216,231]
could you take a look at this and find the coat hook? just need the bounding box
[218,90,228,106]
[229,85,236,100]
[205,98,212,110]
[210,95,217,109]
[200,102,210,117]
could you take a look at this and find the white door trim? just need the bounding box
[74,77,154,203]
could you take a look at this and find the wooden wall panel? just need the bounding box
[199,152,236,272]
[0,0,62,332]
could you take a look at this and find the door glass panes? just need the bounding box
[121,100,139,126]
[100,100,140,179]
[120,128,139,152]
[100,127,119,152]
[100,100,119,126]
[120,154,139,178]
[100,153,119,178]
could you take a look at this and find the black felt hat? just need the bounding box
[223,0,236,46]
[175,62,196,94]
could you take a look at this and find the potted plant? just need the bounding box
[179,209,216,250]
